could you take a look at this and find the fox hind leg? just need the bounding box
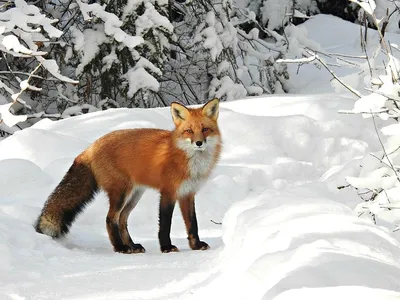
[118,186,146,253]
[104,183,138,254]
[105,191,127,253]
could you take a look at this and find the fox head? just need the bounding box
[171,98,221,153]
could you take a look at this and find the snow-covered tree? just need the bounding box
[163,0,289,103]
[0,0,78,133]
[4,0,374,133]
[60,0,174,108]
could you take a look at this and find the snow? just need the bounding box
[382,123,400,136]
[72,25,109,76]
[1,35,33,54]
[0,103,27,127]
[123,67,160,97]
[38,58,79,84]
[75,0,144,49]
[209,76,248,101]
[3,11,400,300]
[201,12,223,62]
[198,9,238,63]
[1,93,400,299]
[101,47,118,72]
[260,0,318,30]
[350,0,376,16]
[0,0,62,60]
[135,2,174,37]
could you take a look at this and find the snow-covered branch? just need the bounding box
[0,62,44,127]
[337,0,400,230]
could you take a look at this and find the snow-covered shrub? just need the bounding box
[340,0,400,230]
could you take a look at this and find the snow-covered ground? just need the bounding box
[1,94,400,299]
[2,15,400,300]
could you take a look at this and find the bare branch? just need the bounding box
[371,110,400,183]
[305,49,362,98]
[11,62,43,105]
[338,108,389,114]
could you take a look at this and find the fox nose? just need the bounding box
[195,141,203,147]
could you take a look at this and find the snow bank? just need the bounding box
[194,186,400,299]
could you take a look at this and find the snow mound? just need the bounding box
[196,187,400,299]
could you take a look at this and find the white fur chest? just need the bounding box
[176,136,220,198]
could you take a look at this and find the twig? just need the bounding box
[379,205,400,209]
[1,51,19,83]
[329,53,367,59]
[304,49,362,98]
[337,184,350,190]
[382,189,392,211]
[387,145,400,156]
[358,189,374,196]
[364,43,374,78]
[282,7,290,50]
[338,108,389,114]
[11,62,42,103]
[370,153,396,171]
[0,62,43,126]
[336,57,360,68]
[26,113,61,120]
[0,71,57,81]
[370,212,377,224]
[210,219,222,225]
[371,110,400,183]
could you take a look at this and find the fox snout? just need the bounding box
[192,135,219,152]
[194,139,205,150]
[178,137,209,152]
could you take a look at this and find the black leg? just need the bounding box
[158,194,179,253]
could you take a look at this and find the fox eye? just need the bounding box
[185,129,194,134]
[202,127,209,133]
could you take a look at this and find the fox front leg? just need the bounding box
[179,194,209,250]
[158,193,179,253]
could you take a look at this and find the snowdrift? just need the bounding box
[1,94,400,299]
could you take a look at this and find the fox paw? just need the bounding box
[190,240,210,251]
[161,244,179,253]
[116,244,146,254]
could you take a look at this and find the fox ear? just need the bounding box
[202,98,219,121]
[171,102,190,127]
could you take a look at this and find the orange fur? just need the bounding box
[35,98,222,254]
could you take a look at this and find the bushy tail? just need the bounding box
[35,160,98,238]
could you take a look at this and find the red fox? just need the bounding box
[35,98,222,254]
